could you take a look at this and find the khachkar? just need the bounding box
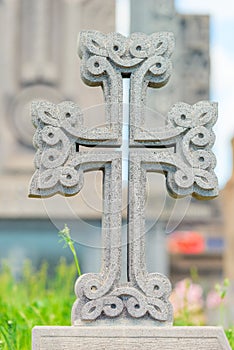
[29,31,230,349]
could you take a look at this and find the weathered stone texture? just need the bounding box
[32,326,231,350]
[29,31,218,326]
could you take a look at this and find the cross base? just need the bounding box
[32,325,231,349]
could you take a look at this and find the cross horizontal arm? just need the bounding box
[29,100,122,198]
[130,101,218,199]
[32,100,122,146]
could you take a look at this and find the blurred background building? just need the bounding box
[0,0,230,288]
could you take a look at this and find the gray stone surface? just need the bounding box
[32,326,231,350]
[29,30,219,327]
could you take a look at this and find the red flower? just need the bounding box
[167,231,205,254]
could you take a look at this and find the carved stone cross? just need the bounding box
[29,31,218,326]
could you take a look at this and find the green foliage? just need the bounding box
[0,260,234,349]
[226,328,234,349]
[0,259,77,350]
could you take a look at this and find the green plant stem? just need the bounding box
[69,242,81,277]
[58,225,82,277]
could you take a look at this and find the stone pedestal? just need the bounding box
[32,326,231,350]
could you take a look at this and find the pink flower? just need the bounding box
[206,290,222,309]
[170,278,204,313]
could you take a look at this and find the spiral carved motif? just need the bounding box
[72,284,172,323]
[29,99,122,197]
[130,101,218,199]
[79,31,174,73]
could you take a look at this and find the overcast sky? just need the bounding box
[116,0,234,188]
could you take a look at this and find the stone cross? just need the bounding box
[29,31,218,326]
